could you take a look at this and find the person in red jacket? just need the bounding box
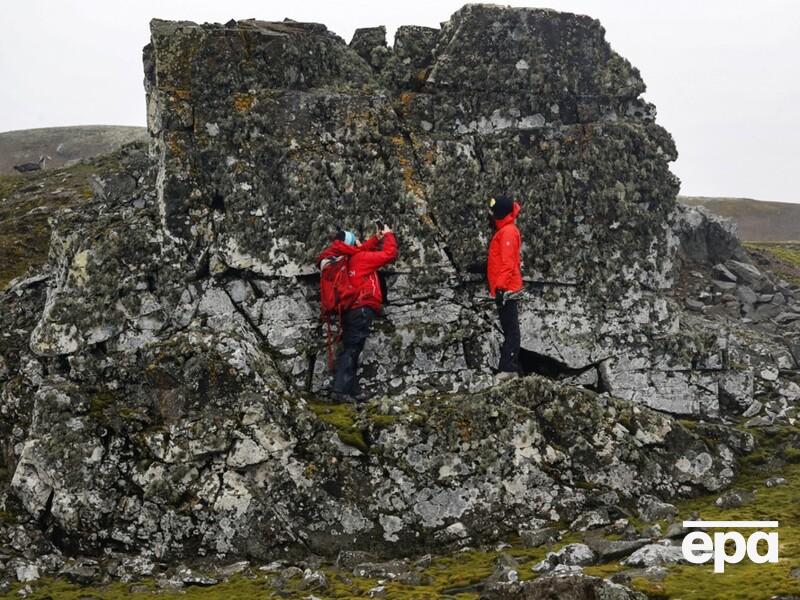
[317,224,397,402]
[487,195,523,381]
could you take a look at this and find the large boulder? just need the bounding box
[0,4,796,567]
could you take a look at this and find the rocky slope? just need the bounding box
[1,5,800,597]
[680,196,800,242]
[0,126,148,175]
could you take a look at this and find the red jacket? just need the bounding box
[316,233,398,311]
[487,202,523,297]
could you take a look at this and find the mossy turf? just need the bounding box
[6,416,800,599]
[5,541,577,599]
[0,156,120,290]
[744,241,800,286]
[7,474,800,598]
[308,401,368,452]
[307,400,402,452]
[583,426,800,599]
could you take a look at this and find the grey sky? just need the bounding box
[1,1,798,203]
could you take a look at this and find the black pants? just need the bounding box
[496,295,520,373]
[333,307,375,395]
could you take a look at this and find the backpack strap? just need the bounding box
[325,315,335,372]
[321,253,353,373]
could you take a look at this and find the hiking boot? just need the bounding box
[352,389,373,403]
[495,371,519,384]
[330,391,356,403]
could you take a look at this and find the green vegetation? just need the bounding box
[88,391,115,422]
[0,509,14,524]
[6,448,800,599]
[744,242,800,286]
[582,424,800,599]
[7,400,800,599]
[307,400,405,452]
[0,155,122,289]
[308,401,368,452]
[4,576,273,600]
[5,538,581,599]
[0,173,23,199]
[626,461,800,599]
[680,196,800,243]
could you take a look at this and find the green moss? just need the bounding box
[744,242,800,285]
[583,562,627,579]
[623,458,800,598]
[784,448,800,463]
[632,561,800,599]
[3,544,556,600]
[0,151,128,289]
[366,407,399,428]
[0,174,23,200]
[308,401,368,452]
[88,391,115,422]
[5,575,276,599]
[743,449,768,467]
[745,242,800,268]
[0,510,15,524]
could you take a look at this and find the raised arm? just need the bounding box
[360,234,382,251]
[355,232,398,271]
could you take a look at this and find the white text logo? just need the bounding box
[681,520,779,573]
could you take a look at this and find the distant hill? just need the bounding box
[0,125,148,174]
[679,195,800,242]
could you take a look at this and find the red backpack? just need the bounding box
[320,256,360,369]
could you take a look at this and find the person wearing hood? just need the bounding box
[487,195,523,381]
[316,224,397,402]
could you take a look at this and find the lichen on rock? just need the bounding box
[0,4,799,586]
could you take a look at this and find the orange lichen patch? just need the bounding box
[388,133,436,223]
[418,212,434,227]
[390,134,406,149]
[396,91,416,116]
[343,108,377,130]
[170,88,192,101]
[232,92,256,113]
[390,134,432,218]
[165,133,187,158]
[456,418,472,443]
[397,155,426,199]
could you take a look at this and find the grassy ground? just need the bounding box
[7,423,800,599]
[744,242,800,286]
[679,196,800,242]
[2,542,571,600]
[587,458,800,599]
[0,155,121,289]
[0,125,147,175]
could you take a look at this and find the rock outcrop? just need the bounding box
[1,3,799,577]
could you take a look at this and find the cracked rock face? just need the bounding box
[1,3,799,566]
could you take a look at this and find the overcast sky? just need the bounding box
[1,1,798,203]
